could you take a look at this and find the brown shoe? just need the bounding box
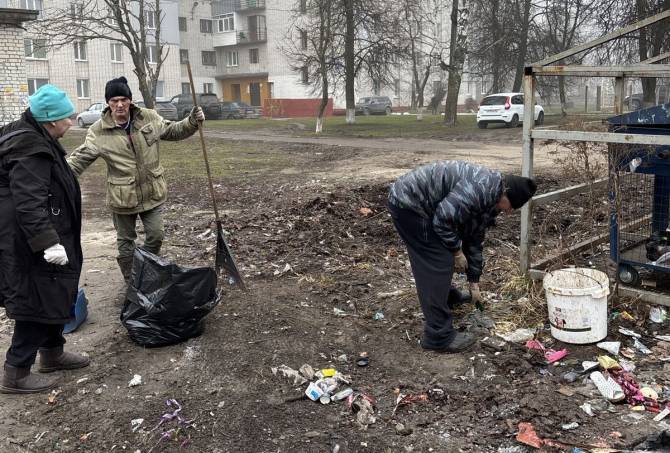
[38,347,90,373]
[0,363,58,394]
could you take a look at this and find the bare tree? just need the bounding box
[284,0,340,133]
[398,0,449,109]
[31,0,169,108]
[442,0,470,125]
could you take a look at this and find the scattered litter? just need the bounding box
[654,407,670,422]
[377,289,405,299]
[580,403,595,417]
[619,359,636,372]
[47,390,61,405]
[372,310,385,321]
[526,339,568,363]
[332,388,353,401]
[498,328,536,343]
[347,392,376,430]
[641,387,659,400]
[130,418,144,432]
[618,327,641,338]
[597,342,621,356]
[76,377,89,385]
[393,388,428,415]
[621,311,636,321]
[299,364,315,380]
[79,432,92,441]
[128,374,143,387]
[516,422,542,449]
[597,356,621,370]
[271,365,308,386]
[358,207,373,216]
[561,422,579,430]
[582,361,599,371]
[633,338,652,355]
[590,371,625,402]
[650,306,668,323]
[333,308,346,317]
[150,399,193,451]
[620,347,636,359]
[656,335,670,342]
[557,386,575,396]
[336,354,348,363]
[273,263,292,276]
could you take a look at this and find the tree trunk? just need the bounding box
[344,0,356,124]
[316,69,329,134]
[444,0,466,126]
[558,76,567,117]
[512,0,531,92]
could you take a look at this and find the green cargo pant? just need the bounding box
[112,205,164,259]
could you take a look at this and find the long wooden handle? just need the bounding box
[186,61,220,222]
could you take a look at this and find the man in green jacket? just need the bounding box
[68,77,205,282]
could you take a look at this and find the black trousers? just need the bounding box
[389,202,456,349]
[5,321,65,368]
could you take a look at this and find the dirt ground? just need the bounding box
[1,127,669,453]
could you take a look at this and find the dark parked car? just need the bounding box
[355,96,392,115]
[221,101,243,119]
[135,100,178,121]
[169,93,223,120]
[234,101,261,119]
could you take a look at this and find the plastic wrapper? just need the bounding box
[120,248,220,347]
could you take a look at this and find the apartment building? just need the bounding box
[3,0,486,116]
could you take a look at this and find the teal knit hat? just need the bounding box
[29,84,75,122]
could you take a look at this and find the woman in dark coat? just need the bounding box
[0,84,89,394]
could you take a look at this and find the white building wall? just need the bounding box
[0,22,31,124]
[178,1,219,97]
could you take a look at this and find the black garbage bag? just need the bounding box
[120,248,220,347]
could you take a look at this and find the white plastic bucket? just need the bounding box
[543,268,610,344]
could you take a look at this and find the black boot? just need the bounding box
[423,332,476,354]
[0,363,58,394]
[38,347,90,373]
[116,256,133,283]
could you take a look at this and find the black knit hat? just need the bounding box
[503,175,537,209]
[105,76,132,102]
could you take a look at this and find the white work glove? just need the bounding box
[44,243,69,265]
[453,250,468,273]
[189,106,205,124]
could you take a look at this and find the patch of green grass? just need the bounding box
[59,130,292,180]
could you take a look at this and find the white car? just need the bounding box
[76,102,105,127]
[476,92,544,129]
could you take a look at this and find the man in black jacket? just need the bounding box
[388,160,536,353]
[0,84,89,394]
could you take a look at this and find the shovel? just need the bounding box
[186,62,246,290]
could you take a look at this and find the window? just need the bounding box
[180,49,189,64]
[249,48,259,64]
[74,41,87,61]
[218,14,234,32]
[300,30,307,49]
[394,78,400,97]
[181,83,191,95]
[200,19,212,33]
[203,83,214,94]
[76,79,90,98]
[225,51,238,67]
[299,0,306,13]
[27,78,48,95]
[178,17,187,31]
[202,51,216,66]
[155,81,165,98]
[111,43,123,62]
[147,45,158,63]
[145,10,156,29]
[107,9,117,25]
[70,3,83,19]
[24,38,47,59]
[301,66,308,84]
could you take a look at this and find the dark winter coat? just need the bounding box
[0,110,82,324]
[388,160,503,282]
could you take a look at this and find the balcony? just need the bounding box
[238,0,265,11]
[238,28,266,44]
